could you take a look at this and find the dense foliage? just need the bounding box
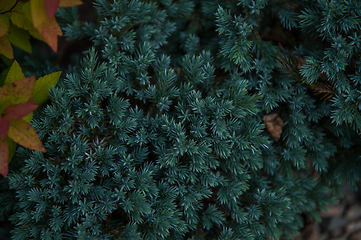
[1,0,361,239]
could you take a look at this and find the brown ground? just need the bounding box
[295,185,361,240]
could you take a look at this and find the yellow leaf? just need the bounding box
[0,35,13,59]
[31,71,61,105]
[0,138,9,177]
[36,16,62,52]
[30,0,48,28]
[59,0,83,7]
[5,60,25,84]
[0,15,10,37]
[8,23,32,53]
[22,112,33,123]
[7,118,46,152]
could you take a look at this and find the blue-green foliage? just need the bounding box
[1,0,360,239]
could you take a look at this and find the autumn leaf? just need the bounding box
[44,0,59,19]
[6,137,16,164]
[36,16,62,52]
[0,0,17,13]
[30,0,63,52]
[0,76,36,111]
[263,113,284,142]
[9,2,33,30]
[0,35,13,59]
[4,60,24,85]
[59,0,83,7]
[30,0,48,28]
[22,112,33,123]
[0,61,56,177]
[10,2,44,41]
[8,23,32,53]
[7,118,46,152]
[0,116,10,140]
[3,0,82,55]
[31,71,61,105]
[2,100,38,120]
[0,138,9,177]
[0,15,10,37]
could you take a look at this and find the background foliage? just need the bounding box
[0,0,361,239]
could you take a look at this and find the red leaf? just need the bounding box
[0,138,9,177]
[44,0,59,19]
[0,117,10,141]
[3,100,38,120]
[36,16,63,52]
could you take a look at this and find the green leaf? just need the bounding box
[22,112,33,123]
[7,118,46,152]
[5,60,24,84]
[8,23,32,53]
[0,66,10,87]
[0,14,10,37]
[31,71,61,105]
[10,2,34,31]
[0,0,17,12]
[10,1,43,41]
[6,136,16,164]
[0,35,13,59]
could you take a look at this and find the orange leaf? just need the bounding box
[59,0,82,7]
[30,0,48,28]
[3,100,38,120]
[44,0,59,19]
[0,35,14,59]
[36,16,62,52]
[0,138,9,177]
[7,119,46,152]
[2,75,36,104]
[0,116,10,140]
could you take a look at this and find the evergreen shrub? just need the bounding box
[1,0,361,239]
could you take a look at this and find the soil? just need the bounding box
[294,184,361,240]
